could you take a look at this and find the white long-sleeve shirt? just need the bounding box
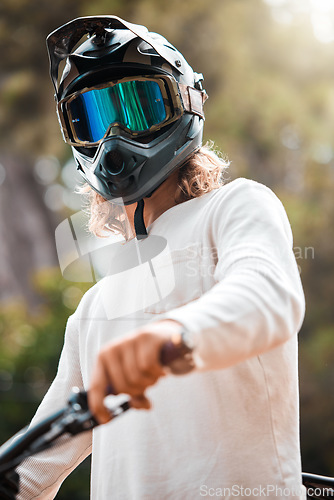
[17,178,306,499]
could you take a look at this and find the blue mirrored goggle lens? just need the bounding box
[68,80,167,143]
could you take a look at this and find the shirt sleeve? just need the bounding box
[162,179,305,370]
[16,315,92,500]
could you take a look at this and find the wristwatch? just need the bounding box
[160,329,195,375]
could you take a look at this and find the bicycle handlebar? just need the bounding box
[1,340,333,500]
[0,336,191,476]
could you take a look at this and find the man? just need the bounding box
[16,16,306,499]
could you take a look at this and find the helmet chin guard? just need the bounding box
[72,112,203,205]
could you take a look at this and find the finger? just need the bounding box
[130,394,152,410]
[88,355,112,425]
[102,345,136,396]
[121,340,158,392]
[136,336,166,380]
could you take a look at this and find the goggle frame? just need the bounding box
[57,74,185,147]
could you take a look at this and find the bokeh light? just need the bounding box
[263,0,334,43]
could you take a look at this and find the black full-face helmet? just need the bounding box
[47,16,207,235]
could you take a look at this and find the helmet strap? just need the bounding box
[134,199,148,239]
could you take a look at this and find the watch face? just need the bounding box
[168,353,195,375]
[181,329,196,351]
[160,334,195,375]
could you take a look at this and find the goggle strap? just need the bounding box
[178,85,208,119]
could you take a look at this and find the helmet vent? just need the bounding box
[82,42,121,57]
[107,175,133,192]
[101,150,125,175]
[109,150,124,170]
[137,41,159,56]
[163,44,177,52]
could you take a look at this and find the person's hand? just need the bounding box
[88,319,182,424]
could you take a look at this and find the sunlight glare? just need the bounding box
[309,0,334,43]
[310,0,333,14]
[264,0,334,43]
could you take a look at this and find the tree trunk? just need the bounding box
[0,154,59,307]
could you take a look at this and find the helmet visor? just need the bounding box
[58,75,183,146]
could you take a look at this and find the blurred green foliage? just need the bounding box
[0,271,91,498]
[1,0,334,497]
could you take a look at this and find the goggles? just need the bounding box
[57,75,207,147]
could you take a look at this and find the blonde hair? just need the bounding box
[81,142,228,240]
